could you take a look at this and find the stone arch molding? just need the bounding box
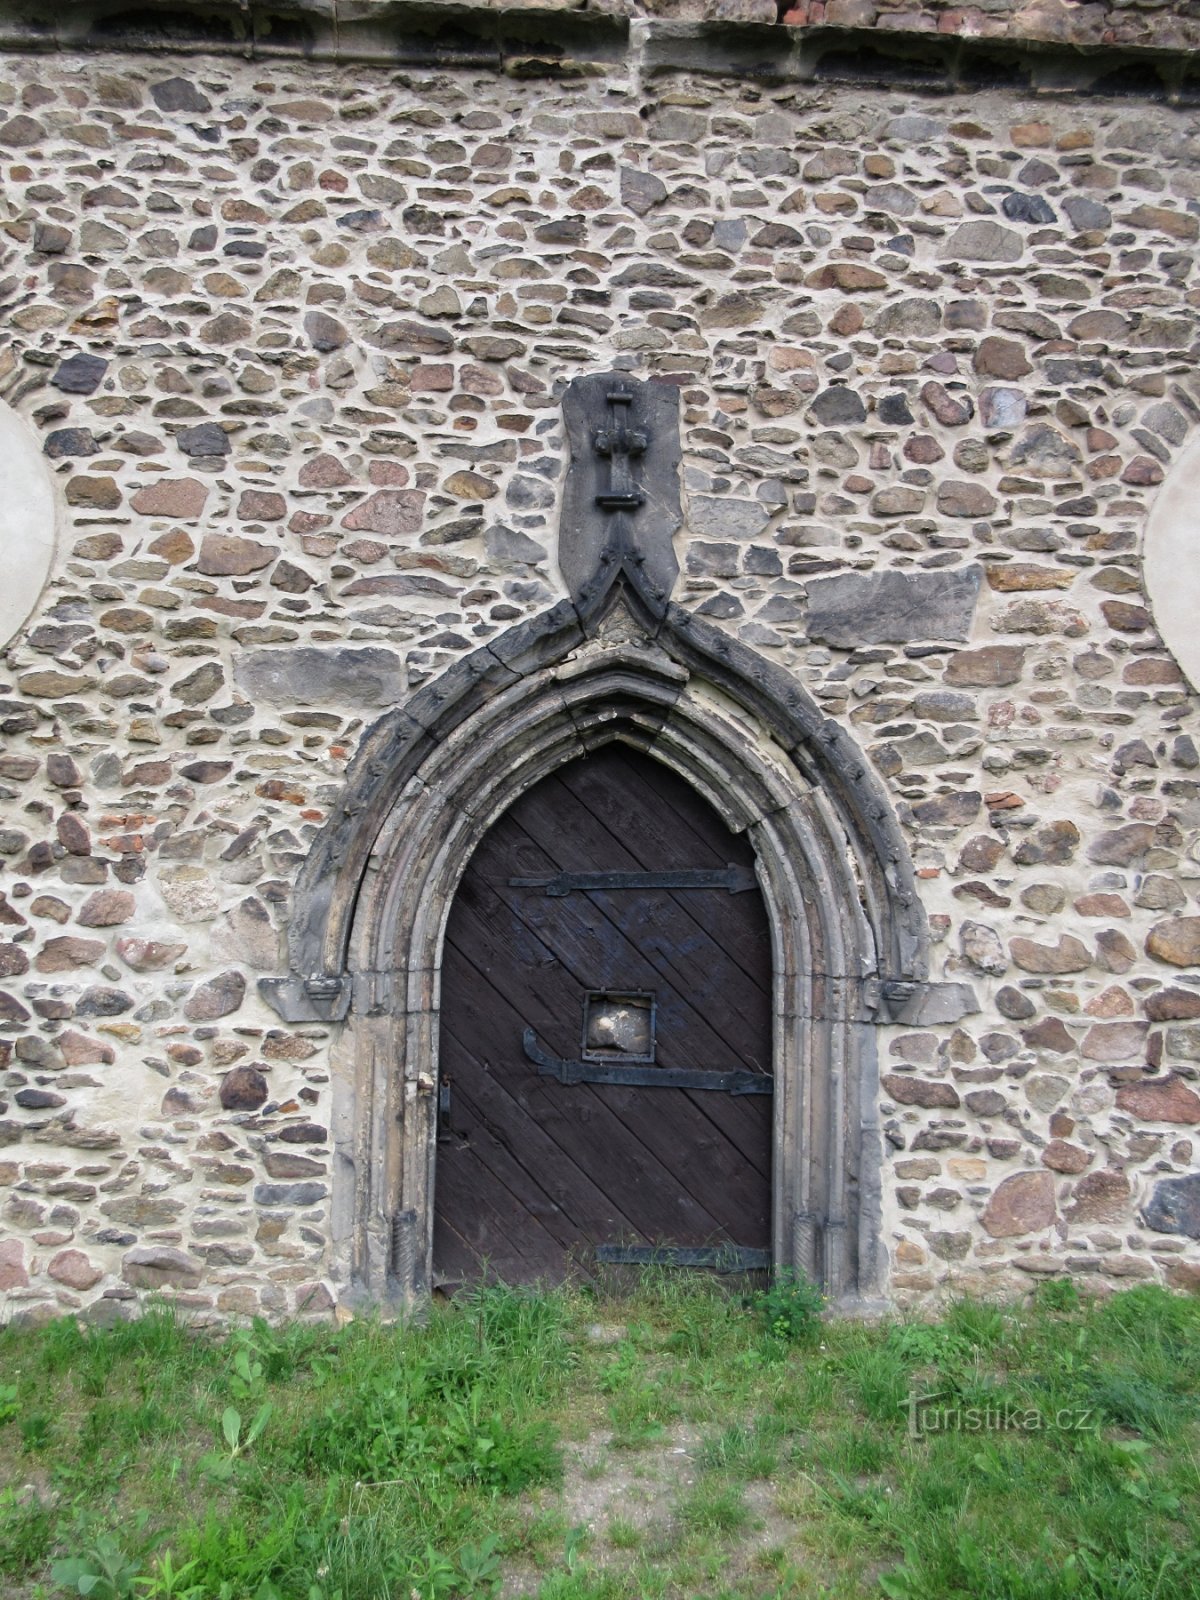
[0,399,57,652]
[262,571,978,1313]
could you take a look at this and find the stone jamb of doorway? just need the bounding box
[261,581,978,1315]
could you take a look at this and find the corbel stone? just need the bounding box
[258,973,352,1023]
[864,978,980,1026]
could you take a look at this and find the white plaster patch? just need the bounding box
[0,401,57,651]
[1145,432,1200,693]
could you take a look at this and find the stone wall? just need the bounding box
[1,12,1199,1323]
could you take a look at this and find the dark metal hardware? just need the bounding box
[438,1077,452,1142]
[507,864,757,896]
[593,384,647,512]
[524,1029,772,1096]
[594,1244,772,1272]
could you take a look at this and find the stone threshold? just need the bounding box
[0,0,1198,100]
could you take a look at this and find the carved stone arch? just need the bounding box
[263,577,975,1313]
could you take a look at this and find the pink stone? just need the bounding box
[296,1281,335,1314]
[1097,929,1137,974]
[51,820,89,866]
[1074,894,1130,918]
[1084,986,1134,1018]
[340,489,425,537]
[48,1248,103,1290]
[77,889,135,928]
[237,490,287,521]
[219,1065,268,1110]
[130,477,209,518]
[36,935,105,972]
[58,1029,115,1066]
[0,943,29,977]
[461,363,503,396]
[197,534,278,577]
[121,1246,202,1290]
[1010,935,1092,974]
[882,1073,960,1108]
[1080,1021,1148,1061]
[1022,1017,1073,1053]
[1145,987,1200,1022]
[411,364,454,392]
[0,1238,27,1290]
[1167,1262,1200,1294]
[1064,1170,1131,1225]
[1115,1076,1200,1125]
[1121,456,1163,487]
[981,1170,1056,1237]
[1146,918,1200,968]
[298,452,353,488]
[116,936,188,972]
[1041,1140,1092,1174]
[1124,659,1183,686]
[183,969,246,1022]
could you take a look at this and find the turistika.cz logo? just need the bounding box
[904,1390,1097,1440]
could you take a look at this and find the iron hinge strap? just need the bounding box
[507,864,757,896]
[594,1244,772,1272]
[523,1029,772,1096]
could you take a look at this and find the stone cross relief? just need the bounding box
[593,383,647,512]
[559,370,682,615]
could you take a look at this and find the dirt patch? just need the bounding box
[563,1425,700,1539]
[500,1424,702,1596]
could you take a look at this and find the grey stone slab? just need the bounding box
[805,565,982,648]
[1142,1174,1200,1239]
[888,981,981,1025]
[235,646,405,708]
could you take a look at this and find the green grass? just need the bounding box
[0,1278,1198,1598]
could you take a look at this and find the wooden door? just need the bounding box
[432,744,774,1289]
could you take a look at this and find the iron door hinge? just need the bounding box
[523,1029,772,1096]
[594,1244,771,1272]
[507,864,756,896]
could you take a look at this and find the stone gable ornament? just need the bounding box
[559,371,682,616]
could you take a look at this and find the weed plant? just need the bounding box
[0,1278,1197,1598]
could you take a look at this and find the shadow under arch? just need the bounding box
[262,577,968,1313]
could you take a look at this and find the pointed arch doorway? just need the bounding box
[259,579,967,1315]
[434,742,774,1290]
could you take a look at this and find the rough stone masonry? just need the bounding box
[1,0,1200,1324]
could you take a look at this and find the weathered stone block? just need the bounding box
[982,1171,1056,1237]
[805,566,981,648]
[236,647,405,708]
[184,970,246,1023]
[1143,1174,1200,1240]
[1146,919,1200,968]
[121,1246,203,1290]
[1115,1077,1200,1125]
